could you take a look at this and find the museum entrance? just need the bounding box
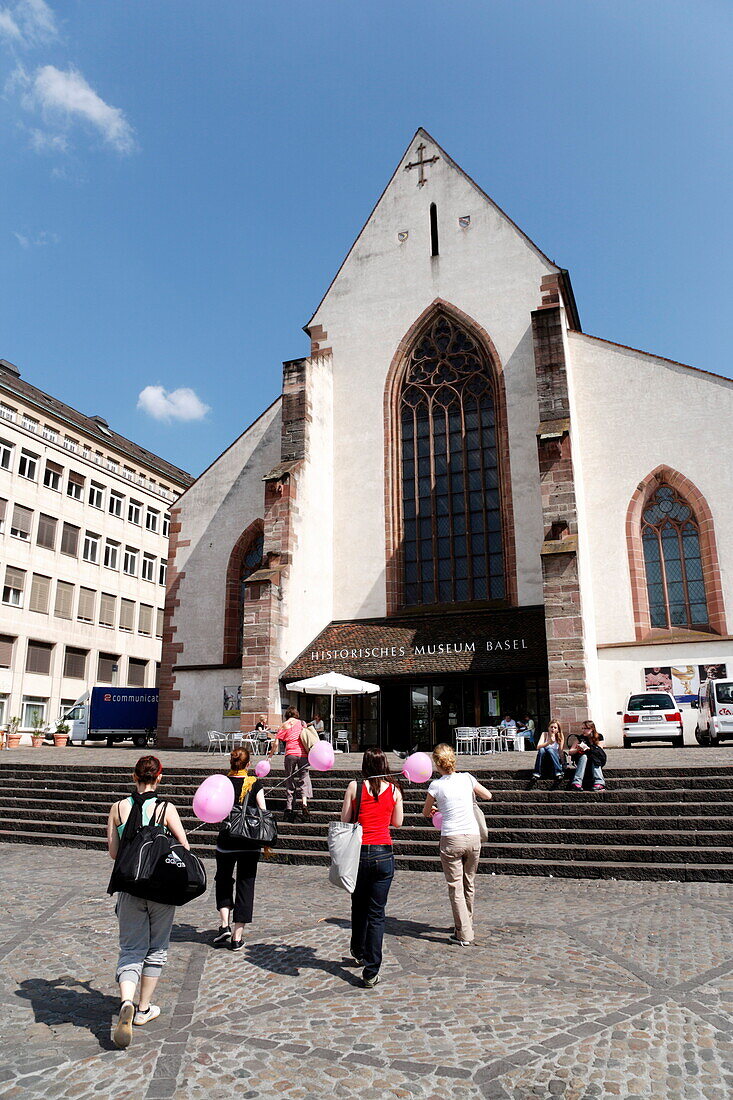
[379,673,549,752]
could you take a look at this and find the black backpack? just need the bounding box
[108,798,207,907]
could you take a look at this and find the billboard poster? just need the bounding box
[643,663,728,705]
[223,684,242,718]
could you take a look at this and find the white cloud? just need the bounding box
[13,228,58,247]
[30,65,136,154]
[29,126,68,153]
[137,386,211,423]
[0,0,57,47]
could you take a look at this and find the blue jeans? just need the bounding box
[573,754,604,785]
[532,745,564,778]
[350,845,395,980]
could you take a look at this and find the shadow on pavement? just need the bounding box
[385,916,452,944]
[16,976,118,1050]
[244,942,362,986]
[170,921,216,945]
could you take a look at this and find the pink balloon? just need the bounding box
[193,774,235,823]
[402,751,433,784]
[254,759,271,778]
[308,740,334,771]
[431,811,443,830]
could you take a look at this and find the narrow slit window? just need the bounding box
[430,203,439,256]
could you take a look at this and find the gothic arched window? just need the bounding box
[400,313,504,606]
[642,484,708,629]
[237,533,265,653]
[223,522,264,664]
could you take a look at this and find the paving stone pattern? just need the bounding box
[1,846,733,1098]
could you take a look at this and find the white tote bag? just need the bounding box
[328,782,363,892]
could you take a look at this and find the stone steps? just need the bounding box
[2,761,733,881]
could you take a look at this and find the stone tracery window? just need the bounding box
[223,522,264,664]
[642,484,708,629]
[236,533,265,656]
[400,313,504,606]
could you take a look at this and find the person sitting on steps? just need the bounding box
[530,719,565,784]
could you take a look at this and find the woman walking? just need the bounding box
[340,748,404,988]
[213,747,268,950]
[569,720,607,791]
[106,755,190,1049]
[269,707,312,821]
[422,744,493,947]
[531,719,565,781]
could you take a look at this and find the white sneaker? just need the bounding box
[133,1004,161,1026]
[113,1000,135,1048]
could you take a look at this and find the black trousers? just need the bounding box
[214,849,260,923]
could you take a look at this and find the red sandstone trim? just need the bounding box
[626,466,727,641]
[383,298,518,615]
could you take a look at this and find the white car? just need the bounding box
[695,679,733,745]
[619,691,684,748]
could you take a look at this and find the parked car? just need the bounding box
[618,691,684,748]
[695,679,733,745]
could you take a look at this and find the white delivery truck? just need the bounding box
[694,679,733,745]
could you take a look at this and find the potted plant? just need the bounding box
[31,714,46,748]
[6,716,21,749]
[53,720,70,748]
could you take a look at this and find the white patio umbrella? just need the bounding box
[285,671,380,746]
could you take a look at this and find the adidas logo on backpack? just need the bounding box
[164,852,186,868]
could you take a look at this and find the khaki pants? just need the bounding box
[439,833,481,943]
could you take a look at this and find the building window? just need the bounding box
[67,470,85,500]
[97,652,119,683]
[158,559,167,586]
[104,539,120,570]
[10,504,32,541]
[141,553,156,582]
[63,646,88,679]
[128,499,142,525]
[77,587,96,622]
[3,566,25,606]
[138,603,153,635]
[26,641,53,675]
[0,438,13,470]
[29,574,51,614]
[162,512,170,538]
[155,608,164,638]
[83,531,100,564]
[22,415,38,433]
[222,525,264,664]
[42,424,58,443]
[642,484,709,630]
[109,491,124,518]
[89,482,104,509]
[36,513,57,550]
[18,449,39,480]
[120,598,135,632]
[145,508,160,533]
[99,592,117,628]
[128,658,147,687]
[123,546,138,576]
[54,580,74,620]
[43,460,63,491]
[0,635,15,668]
[22,696,47,728]
[61,522,80,557]
[398,312,504,606]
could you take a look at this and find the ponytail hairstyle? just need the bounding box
[361,746,399,800]
[134,755,162,784]
[582,719,600,746]
[230,747,250,772]
[432,743,456,774]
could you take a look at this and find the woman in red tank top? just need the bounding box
[340,748,404,988]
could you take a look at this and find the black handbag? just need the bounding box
[220,786,278,847]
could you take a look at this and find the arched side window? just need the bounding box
[399,311,505,606]
[641,484,707,629]
[626,467,726,639]
[223,520,264,663]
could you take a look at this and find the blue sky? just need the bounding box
[0,0,731,477]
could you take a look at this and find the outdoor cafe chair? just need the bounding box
[476,726,501,754]
[454,727,477,754]
[335,729,351,752]
[206,730,228,754]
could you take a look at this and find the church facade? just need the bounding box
[158,130,733,749]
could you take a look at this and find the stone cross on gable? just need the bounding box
[405,142,440,187]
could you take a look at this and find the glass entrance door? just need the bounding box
[410,685,430,748]
[409,683,465,749]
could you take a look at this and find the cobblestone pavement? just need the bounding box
[4,743,733,772]
[1,844,733,1099]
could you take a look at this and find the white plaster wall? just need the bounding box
[170,668,244,744]
[568,333,733,644]
[310,134,555,619]
[597,641,733,746]
[281,355,334,666]
[171,401,282,667]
